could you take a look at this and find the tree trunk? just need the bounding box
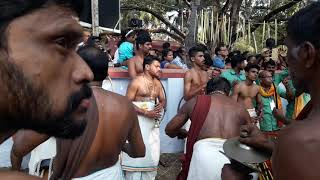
[230,0,243,43]
[185,1,198,50]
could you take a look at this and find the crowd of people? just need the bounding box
[0,1,320,180]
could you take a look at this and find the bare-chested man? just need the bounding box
[124,55,165,180]
[183,46,208,101]
[222,3,320,180]
[0,1,95,179]
[10,46,146,180]
[166,77,251,180]
[127,33,152,78]
[232,63,263,125]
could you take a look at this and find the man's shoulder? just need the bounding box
[278,120,320,145]
[93,88,131,107]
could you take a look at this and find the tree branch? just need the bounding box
[219,0,231,17]
[250,0,302,33]
[121,5,186,39]
[148,29,184,43]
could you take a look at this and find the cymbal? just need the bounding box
[223,137,271,164]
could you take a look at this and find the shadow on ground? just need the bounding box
[156,153,182,180]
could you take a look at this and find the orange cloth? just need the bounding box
[259,84,283,127]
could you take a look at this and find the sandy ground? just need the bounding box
[156,153,182,180]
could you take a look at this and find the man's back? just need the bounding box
[75,87,144,177]
[196,95,250,140]
[272,119,320,180]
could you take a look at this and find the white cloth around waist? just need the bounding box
[187,138,230,180]
[121,101,160,172]
[247,108,257,118]
[73,159,124,180]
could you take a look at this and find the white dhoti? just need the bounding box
[121,101,160,180]
[247,108,260,129]
[28,137,56,177]
[187,138,230,180]
[73,159,124,180]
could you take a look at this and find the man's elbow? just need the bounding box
[165,127,176,138]
[131,145,146,158]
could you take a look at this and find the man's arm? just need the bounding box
[11,130,50,170]
[122,103,145,158]
[239,124,274,154]
[183,71,205,101]
[282,77,294,101]
[232,83,240,101]
[165,64,183,69]
[165,98,195,139]
[256,92,263,118]
[0,171,40,180]
[128,60,137,78]
[126,79,144,115]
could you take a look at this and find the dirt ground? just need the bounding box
[156,153,182,180]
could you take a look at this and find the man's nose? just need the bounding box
[72,53,94,84]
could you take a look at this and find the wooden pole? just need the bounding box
[91,0,99,36]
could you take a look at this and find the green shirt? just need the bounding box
[221,69,246,85]
[260,87,286,132]
[274,69,289,86]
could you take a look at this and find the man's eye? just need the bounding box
[54,37,67,48]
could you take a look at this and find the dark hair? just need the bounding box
[162,42,171,50]
[265,60,276,67]
[231,54,245,68]
[176,47,185,54]
[266,38,276,49]
[136,33,152,50]
[117,28,135,47]
[0,0,83,49]
[247,55,255,61]
[287,2,320,49]
[204,53,213,67]
[143,55,161,70]
[206,77,231,95]
[245,63,260,72]
[162,49,173,61]
[77,46,109,81]
[188,46,204,58]
[215,44,226,55]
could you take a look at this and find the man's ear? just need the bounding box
[298,41,316,69]
[190,57,195,62]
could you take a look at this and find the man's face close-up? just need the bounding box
[247,68,259,81]
[193,52,205,69]
[286,37,307,95]
[2,5,94,138]
[142,42,152,55]
[149,61,161,79]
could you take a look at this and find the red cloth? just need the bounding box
[177,95,211,180]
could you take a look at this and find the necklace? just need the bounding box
[209,90,226,96]
[143,74,156,99]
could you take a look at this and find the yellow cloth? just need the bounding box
[294,94,305,119]
[259,84,282,110]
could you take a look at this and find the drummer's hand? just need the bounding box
[239,124,268,150]
[145,110,161,119]
[154,103,163,113]
[221,164,251,180]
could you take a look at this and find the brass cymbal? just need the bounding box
[223,137,271,164]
